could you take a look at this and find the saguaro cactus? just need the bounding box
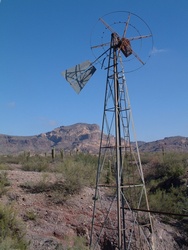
[52,147,55,159]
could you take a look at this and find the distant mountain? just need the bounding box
[0,123,101,155]
[137,136,188,153]
[0,123,188,155]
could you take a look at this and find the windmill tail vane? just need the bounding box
[61,60,96,94]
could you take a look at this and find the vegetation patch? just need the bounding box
[21,155,50,172]
[0,171,10,197]
[142,152,188,217]
[0,204,28,249]
[0,150,187,248]
[23,209,37,221]
[20,177,82,204]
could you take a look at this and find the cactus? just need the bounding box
[52,147,55,159]
[60,149,64,160]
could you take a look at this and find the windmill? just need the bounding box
[62,11,154,250]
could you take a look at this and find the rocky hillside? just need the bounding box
[0,123,101,155]
[0,123,188,155]
[137,136,188,153]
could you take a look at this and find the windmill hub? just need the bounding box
[112,32,133,57]
[116,36,132,57]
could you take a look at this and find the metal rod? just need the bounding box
[113,33,122,250]
[123,207,188,217]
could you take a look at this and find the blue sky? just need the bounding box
[0,0,188,142]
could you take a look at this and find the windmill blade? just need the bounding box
[118,39,145,65]
[62,60,96,94]
[131,48,145,65]
[91,42,110,49]
[123,12,131,38]
[116,36,145,64]
[99,17,120,37]
[99,18,115,34]
[128,34,152,41]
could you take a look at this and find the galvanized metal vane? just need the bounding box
[61,60,96,94]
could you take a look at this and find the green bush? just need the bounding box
[0,171,10,197]
[162,153,187,177]
[0,153,30,165]
[0,204,28,249]
[140,152,156,165]
[20,174,82,204]
[0,164,9,171]
[20,153,98,204]
[24,209,37,221]
[21,155,49,172]
[55,153,98,187]
[147,152,188,217]
[64,235,89,250]
[149,185,187,216]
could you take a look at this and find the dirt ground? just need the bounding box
[1,165,188,250]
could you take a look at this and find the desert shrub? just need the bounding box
[145,152,188,180]
[21,155,49,172]
[20,175,82,204]
[20,153,98,204]
[140,152,156,165]
[23,209,37,221]
[20,173,50,193]
[0,163,9,171]
[0,171,10,197]
[148,153,164,177]
[162,153,187,178]
[0,153,29,165]
[0,204,28,249]
[0,155,19,165]
[55,153,98,187]
[63,235,89,250]
[49,153,98,203]
[149,185,187,216]
[146,152,188,217]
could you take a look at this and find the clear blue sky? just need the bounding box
[1,0,188,142]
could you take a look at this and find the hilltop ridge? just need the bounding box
[0,123,188,155]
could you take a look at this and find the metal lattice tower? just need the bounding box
[62,11,155,250]
[89,32,154,250]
